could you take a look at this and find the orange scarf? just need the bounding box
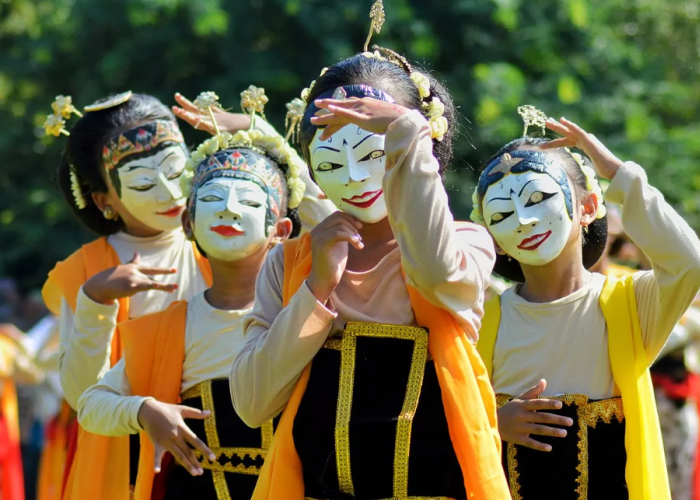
[121,301,188,500]
[42,237,211,500]
[252,234,510,500]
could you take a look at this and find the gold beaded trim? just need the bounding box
[334,322,430,498]
[496,394,624,500]
[180,380,276,499]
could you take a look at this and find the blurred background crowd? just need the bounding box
[1,0,700,498]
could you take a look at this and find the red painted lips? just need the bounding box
[210,226,245,237]
[157,206,184,217]
[341,190,383,209]
[517,230,552,250]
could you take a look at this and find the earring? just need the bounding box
[583,225,589,234]
[508,256,512,262]
[103,206,116,220]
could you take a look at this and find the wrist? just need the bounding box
[137,398,156,429]
[82,283,115,306]
[306,275,335,304]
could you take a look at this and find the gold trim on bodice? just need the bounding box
[179,380,275,500]
[326,321,431,499]
[497,393,625,500]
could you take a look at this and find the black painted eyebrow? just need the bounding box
[159,151,177,166]
[486,197,512,206]
[314,146,341,153]
[353,133,376,149]
[518,179,536,196]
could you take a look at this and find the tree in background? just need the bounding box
[0,0,699,292]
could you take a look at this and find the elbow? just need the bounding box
[60,371,80,411]
[76,393,95,434]
[229,360,277,429]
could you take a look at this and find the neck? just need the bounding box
[518,244,590,303]
[358,216,394,245]
[204,247,268,311]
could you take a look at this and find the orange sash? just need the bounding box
[42,236,211,500]
[252,233,510,500]
[121,301,188,500]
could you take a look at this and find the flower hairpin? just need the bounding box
[193,91,222,136]
[240,85,269,129]
[285,98,306,143]
[364,0,386,52]
[517,105,548,136]
[43,95,83,137]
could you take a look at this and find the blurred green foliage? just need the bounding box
[1,0,699,292]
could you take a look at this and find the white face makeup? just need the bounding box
[192,178,269,262]
[115,145,187,232]
[482,170,573,266]
[309,125,387,223]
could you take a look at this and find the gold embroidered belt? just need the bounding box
[179,379,275,500]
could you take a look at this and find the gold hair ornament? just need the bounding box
[517,105,548,136]
[240,85,269,130]
[193,91,222,136]
[364,0,385,52]
[285,98,305,143]
[181,89,305,209]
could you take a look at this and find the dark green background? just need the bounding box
[1,0,699,292]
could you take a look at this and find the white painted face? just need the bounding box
[309,125,387,223]
[115,146,187,232]
[192,177,269,261]
[482,170,573,266]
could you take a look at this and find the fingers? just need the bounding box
[528,411,574,427]
[174,93,198,112]
[539,138,576,150]
[179,406,211,420]
[545,118,572,137]
[183,426,216,462]
[560,117,588,137]
[132,280,179,294]
[153,444,166,473]
[314,98,360,109]
[169,440,203,476]
[521,398,563,411]
[128,252,141,265]
[518,379,547,400]
[319,212,363,231]
[318,124,349,141]
[522,422,568,438]
[139,267,178,276]
[517,435,554,452]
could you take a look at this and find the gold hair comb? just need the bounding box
[364,0,386,52]
[517,105,548,137]
[240,85,269,130]
[285,98,306,143]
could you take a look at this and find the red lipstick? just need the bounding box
[517,230,552,251]
[157,206,184,217]
[341,190,383,209]
[210,226,245,237]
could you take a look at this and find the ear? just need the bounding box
[91,192,112,213]
[181,208,194,240]
[579,191,598,228]
[269,217,293,246]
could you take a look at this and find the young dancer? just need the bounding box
[78,89,306,500]
[231,4,510,499]
[472,110,700,500]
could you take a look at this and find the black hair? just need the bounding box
[480,136,608,283]
[299,53,457,177]
[58,93,178,235]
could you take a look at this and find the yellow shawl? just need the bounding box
[477,274,670,500]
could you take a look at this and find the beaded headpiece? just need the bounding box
[101,120,184,170]
[293,0,449,143]
[470,105,607,226]
[180,88,306,235]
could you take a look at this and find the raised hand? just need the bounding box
[307,212,364,304]
[172,93,251,135]
[82,252,178,305]
[497,379,574,452]
[542,117,624,180]
[137,399,216,477]
[310,97,409,141]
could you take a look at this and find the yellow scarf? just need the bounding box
[477,274,670,500]
[252,234,510,500]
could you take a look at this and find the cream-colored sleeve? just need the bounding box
[230,245,336,428]
[77,358,152,436]
[382,110,496,342]
[59,288,119,409]
[605,162,700,364]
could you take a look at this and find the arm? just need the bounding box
[230,245,336,427]
[58,289,119,409]
[382,110,496,341]
[77,358,152,436]
[605,162,700,363]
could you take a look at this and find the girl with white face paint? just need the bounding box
[231,48,510,497]
[41,92,268,499]
[77,141,301,498]
[472,116,700,500]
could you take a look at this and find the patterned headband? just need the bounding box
[102,120,184,170]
